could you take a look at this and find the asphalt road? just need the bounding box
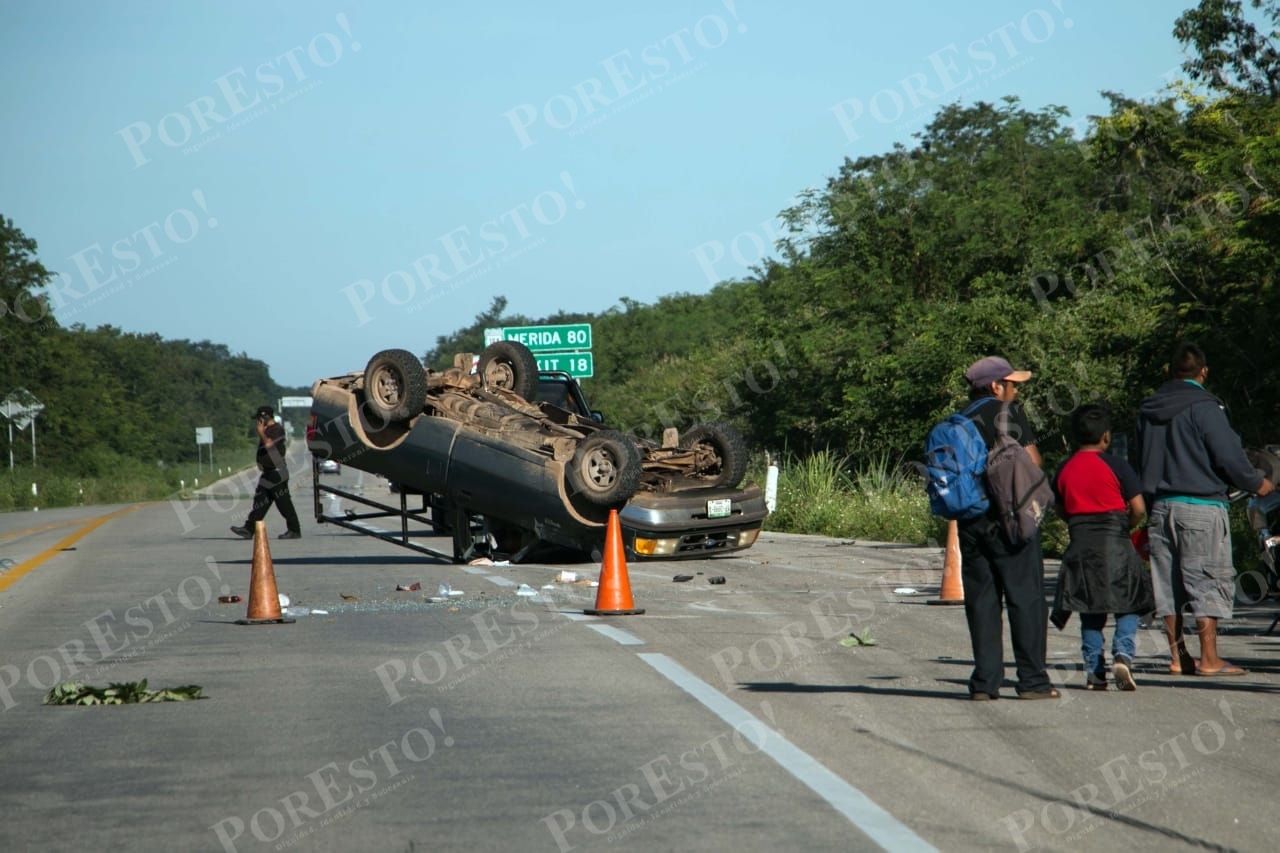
[3,467,1280,852]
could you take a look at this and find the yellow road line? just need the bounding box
[0,504,149,593]
[0,519,84,540]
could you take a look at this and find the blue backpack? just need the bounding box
[924,398,996,520]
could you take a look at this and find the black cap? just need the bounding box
[255,405,274,418]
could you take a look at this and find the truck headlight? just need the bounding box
[633,536,679,557]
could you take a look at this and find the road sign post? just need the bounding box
[196,427,214,473]
[1,389,45,470]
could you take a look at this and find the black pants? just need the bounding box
[958,518,1051,696]
[244,468,300,532]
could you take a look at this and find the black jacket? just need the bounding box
[1137,380,1261,503]
[256,421,288,473]
[1053,513,1154,616]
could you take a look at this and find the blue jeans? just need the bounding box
[1081,613,1139,678]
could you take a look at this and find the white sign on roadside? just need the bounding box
[1,388,44,469]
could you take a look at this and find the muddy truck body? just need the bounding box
[306,342,768,563]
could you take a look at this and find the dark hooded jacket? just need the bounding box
[1136,380,1262,503]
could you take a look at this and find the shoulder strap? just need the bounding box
[960,396,1000,418]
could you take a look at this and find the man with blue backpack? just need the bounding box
[925,356,1056,700]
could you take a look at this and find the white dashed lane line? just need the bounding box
[586,623,645,646]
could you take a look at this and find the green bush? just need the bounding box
[764,450,937,545]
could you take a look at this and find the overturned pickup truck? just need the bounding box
[306,341,768,563]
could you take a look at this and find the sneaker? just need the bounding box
[1085,673,1108,691]
[230,525,253,539]
[1113,656,1137,691]
[278,530,302,540]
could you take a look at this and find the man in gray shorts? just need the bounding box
[1138,343,1274,676]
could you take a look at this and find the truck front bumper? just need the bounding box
[620,483,768,558]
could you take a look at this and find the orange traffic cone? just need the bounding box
[585,510,645,616]
[927,520,965,606]
[236,521,296,625]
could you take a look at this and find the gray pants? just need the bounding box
[1148,501,1235,619]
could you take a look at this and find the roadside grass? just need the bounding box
[0,450,258,512]
[762,450,941,546]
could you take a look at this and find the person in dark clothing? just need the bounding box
[1137,343,1273,676]
[1051,404,1153,691]
[230,405,302,540]
[956,356,1056,700]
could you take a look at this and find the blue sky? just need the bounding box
[1,0,1194,387]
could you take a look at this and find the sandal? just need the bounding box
[1195,663,1248,677]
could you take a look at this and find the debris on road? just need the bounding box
[44,679,204,705]
[840,628,878,648]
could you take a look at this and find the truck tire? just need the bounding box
[570,431,642,506]
[681,421,749,488]
[363,349,428,424]
[478,340,539,400]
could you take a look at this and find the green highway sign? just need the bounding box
[499,323,592,352]
[535,351,593,378]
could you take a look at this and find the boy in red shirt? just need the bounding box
[1052,404,1154,691]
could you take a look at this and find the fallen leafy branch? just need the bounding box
[43,679,204,706]
[839,628,878,648]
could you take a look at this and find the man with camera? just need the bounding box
[230,405,302,540]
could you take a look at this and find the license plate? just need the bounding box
[706,498,732,519]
